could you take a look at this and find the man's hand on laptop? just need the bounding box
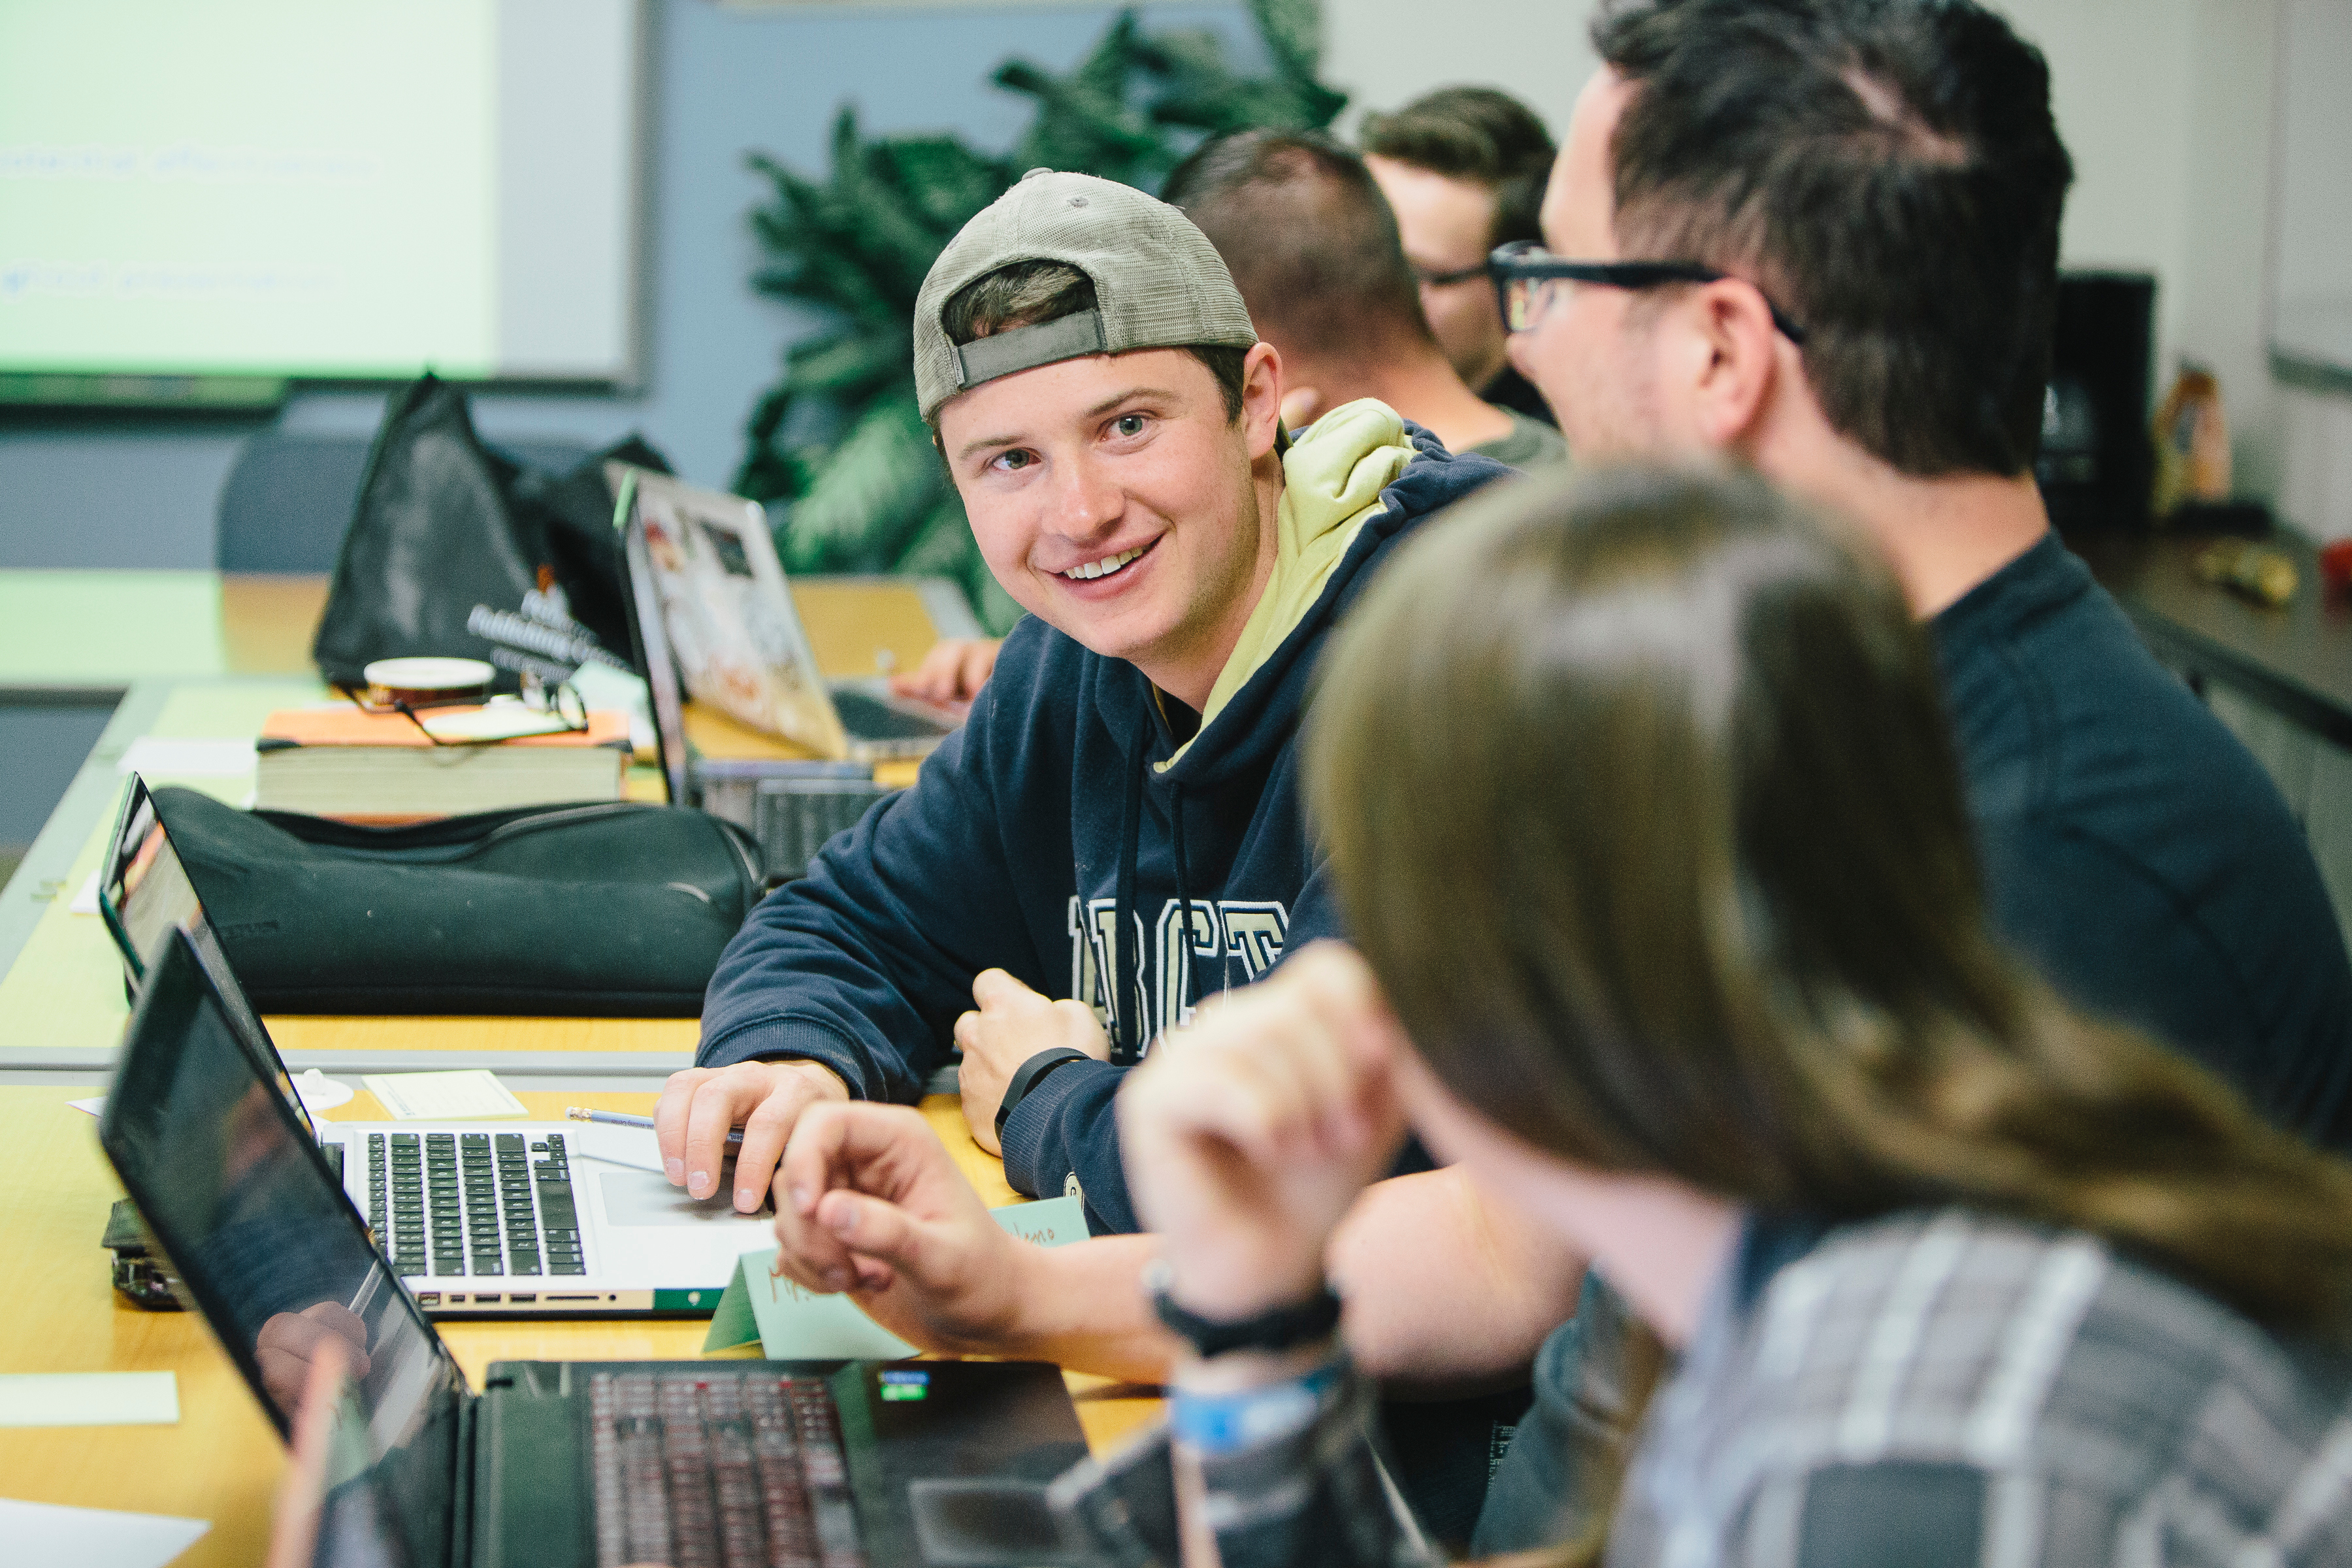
[771,1102,1028,1354]
[956,968,1109,1156]
[890,638,1002,709]
[655,1058,851,1215]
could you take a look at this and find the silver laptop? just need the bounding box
[97,773,777,1318]
[608,463,973,766]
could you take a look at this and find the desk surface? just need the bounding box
[2066,525,2352,749]
[0,570,965,695]
[0,1085,1158,1567]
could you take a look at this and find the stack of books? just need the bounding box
[255,706,632,821]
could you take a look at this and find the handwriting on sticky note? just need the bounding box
[990,1195,1085,1248]
[361,1069,528,1120]
[0,1371,178,1427]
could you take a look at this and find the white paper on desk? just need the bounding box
[0,1371,178,1427]
[69,871,101,915]
[361,1069,529,1120]
[67,1096,105,1117]
[116,737,256,777]
[0,1497,208,1568]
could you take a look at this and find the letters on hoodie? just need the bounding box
[1066,895,1290,1047]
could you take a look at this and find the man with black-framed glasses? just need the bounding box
[1469,0,2352,1551]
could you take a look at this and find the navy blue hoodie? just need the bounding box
[696,404,1510,1232]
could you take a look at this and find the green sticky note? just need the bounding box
[701,1196,1090,1360]
[989,1194,1085,1249]
[0,1371,178,1427]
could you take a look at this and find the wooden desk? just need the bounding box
[0,1085,1159,1567]
[0,570,970,697]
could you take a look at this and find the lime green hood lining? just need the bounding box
[1159,399,1415,770]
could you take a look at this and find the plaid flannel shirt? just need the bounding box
[1055,1208,2352,1568]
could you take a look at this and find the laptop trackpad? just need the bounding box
[908,1478,1078,1566]
[595,1167,771,1224]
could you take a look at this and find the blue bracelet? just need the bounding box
[1169,1358,1345,1456]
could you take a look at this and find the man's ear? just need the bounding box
[1678,279,1784,453]
[1240,341,1285,461]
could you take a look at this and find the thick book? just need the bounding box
[255,706,631,821]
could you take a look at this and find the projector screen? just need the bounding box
[0,0,642,391]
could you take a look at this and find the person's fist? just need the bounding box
[955,969,1109,1155]
[1119,943,1407,1320]
[653,1058,850,1213]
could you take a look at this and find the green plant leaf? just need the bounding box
[774,389,942,574]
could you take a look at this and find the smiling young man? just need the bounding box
[656,168,1505,1237]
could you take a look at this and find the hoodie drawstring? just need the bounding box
[1110,717,1199,1067]
[1171,779,1196,1025]
[1112,720,1147,1066]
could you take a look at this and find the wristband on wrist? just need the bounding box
[994,1047,1093,1139]
[1143,1257,1344,1359]
[1169,1357,1345,1456]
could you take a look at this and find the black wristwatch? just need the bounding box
[1143,1258,1344,1358]
[995,1047,1094,1139]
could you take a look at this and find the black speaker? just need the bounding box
[2037,270,2156,530]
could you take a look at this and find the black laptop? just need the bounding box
[100,929,1094,1568]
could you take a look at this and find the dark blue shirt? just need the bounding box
[1936,532,2352,1147]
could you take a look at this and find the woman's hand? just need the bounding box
[773,1102,1031,1354]
[1117,943,1409,1321]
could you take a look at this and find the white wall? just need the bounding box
[1321,0,2350,535]
[1320,0,1597,140]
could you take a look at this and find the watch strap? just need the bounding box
[1146,1260,1344,1358]
[994,1046,1094,1139]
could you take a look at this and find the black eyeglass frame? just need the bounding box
[1488,241,1808,346]
[1411,260,1490,289]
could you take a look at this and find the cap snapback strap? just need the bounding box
[953,309,1108,389]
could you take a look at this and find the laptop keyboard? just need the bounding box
[830,688,951,743]
[365,1131,585,1279]
[589,1369,864,1568]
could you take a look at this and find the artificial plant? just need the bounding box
[734,0,1346,634]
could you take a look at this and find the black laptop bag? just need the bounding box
[147,787,765,1015]
[310,372,672,690]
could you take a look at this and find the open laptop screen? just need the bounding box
[99,932,465,1568]
[612,472,692,808]
[101,774,320,1143]
[99,773,203,985]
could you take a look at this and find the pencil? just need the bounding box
[564,1106,745,1146]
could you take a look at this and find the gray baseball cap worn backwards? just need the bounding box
[913,168,1258,423]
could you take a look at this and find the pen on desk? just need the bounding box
[564,1107,745,1147]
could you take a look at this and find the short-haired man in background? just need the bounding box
[1162,127,1564,472]
[1361,85,1558,427]
[1467,0,2352,1548]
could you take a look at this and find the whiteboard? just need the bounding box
[0,0,644,389]
[2272,0,2352,382]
